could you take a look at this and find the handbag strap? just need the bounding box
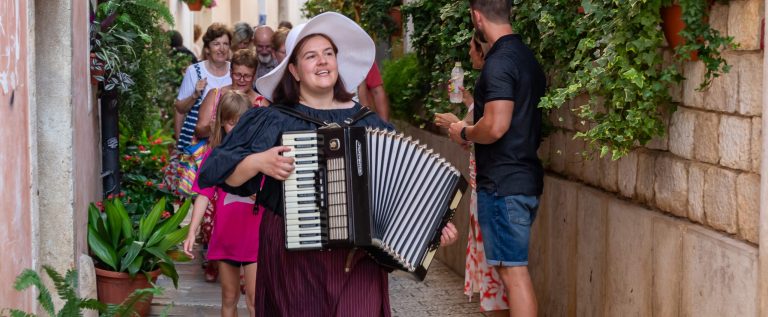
[177,63,206,149]
[272,104,374,128]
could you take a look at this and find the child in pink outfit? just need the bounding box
[183,90,264,317]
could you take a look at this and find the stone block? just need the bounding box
[669,107,695,159]
[693,110,720,164]
[704,167,738,234]
[652,217,684,317]
[683,61,705,109]
[709,3,729,35]
[719,115,752,170]
[617,151,638,199]
[736,172,759,243]
[549,130,566,174]
[728,0,764,50]
[654,156,689,217]
[751,116,761,173]
[687,163,709,224]
[582,153,601,187]
[544,179,577,315]
[646,109,670,151]
[564,132,585,179]
[605,200,653,316]
[539,135,551,169]
[738,53,763,116]
[681,226,757,316]
[576,187,607,317]
[78,254,98,317]
[636,151,657,206]
[599,154,619,193]
[663,50,683,103]
[702,65,733,113]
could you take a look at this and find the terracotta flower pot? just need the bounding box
[95,267,161,317]
[90,53,104,86]
[660,4,705,61]
[186,0,203,11]
[389,6,403,37]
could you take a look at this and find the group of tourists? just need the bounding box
[165,0,545,316]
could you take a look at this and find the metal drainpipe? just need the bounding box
[100,90,120,197]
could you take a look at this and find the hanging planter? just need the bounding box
[185,0,203,11]
[660,4,699,60]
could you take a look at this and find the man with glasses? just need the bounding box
[253,26,277,79]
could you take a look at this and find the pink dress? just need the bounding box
[193,151,263,262]
[464,149,509,311]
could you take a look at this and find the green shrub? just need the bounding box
[381,53,428,122]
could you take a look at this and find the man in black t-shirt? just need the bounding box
[447,1,545,315]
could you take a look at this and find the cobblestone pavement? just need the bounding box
[150,253,485,316]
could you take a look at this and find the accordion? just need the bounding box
[281,126,467,280]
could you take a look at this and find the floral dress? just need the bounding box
[464,148,509,311]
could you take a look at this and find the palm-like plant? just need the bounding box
[1,265,166,317]
[88,197,191,288]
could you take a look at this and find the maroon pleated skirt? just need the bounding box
[254,209,392,317]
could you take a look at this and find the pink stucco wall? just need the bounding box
[0,0,34,310]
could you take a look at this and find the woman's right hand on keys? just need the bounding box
[255,146,295,180]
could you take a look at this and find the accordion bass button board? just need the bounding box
[281,127,468,280]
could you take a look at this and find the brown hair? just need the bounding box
[230,49,258,70]
[471,30,490,56]
[193,24,202,42]
[272,34,354,105]
[272,27,290,50]
[469,0,512,23]
[202,23,233,49]
[209,90,251,149]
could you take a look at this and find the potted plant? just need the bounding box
[182,0,216,11]
[88,197,191,316]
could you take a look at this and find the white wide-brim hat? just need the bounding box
[255,12,375,102]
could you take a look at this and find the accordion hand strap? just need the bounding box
[272,104,374,128]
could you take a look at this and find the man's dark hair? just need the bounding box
[169,30,183,48]
[272,34,353,105]
[469,0,512,23]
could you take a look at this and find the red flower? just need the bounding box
[157,183,166,189]
[152,138,163,145]
[95,201,104,211]
[107,193,115,199]
[123,155,131,160]
[119,191,126,197]
[161,211,171,219]
[138,145,146,151]
[145,180,154,186]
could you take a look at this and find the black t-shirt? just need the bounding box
[473,34,546,196]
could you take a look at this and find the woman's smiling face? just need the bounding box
[288,35,339,93]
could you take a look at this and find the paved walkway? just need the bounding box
[150,252,485,316]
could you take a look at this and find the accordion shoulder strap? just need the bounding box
[272,104,374,128]
[272,104,327,126]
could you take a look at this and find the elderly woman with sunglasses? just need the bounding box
[198,13,458,317]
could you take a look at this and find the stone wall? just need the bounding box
[397,1,765,314]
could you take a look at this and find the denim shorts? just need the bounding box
[476,190,539,266]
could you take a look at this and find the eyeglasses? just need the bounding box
[232,72,254,81]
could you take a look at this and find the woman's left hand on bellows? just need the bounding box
[440,222,458,247]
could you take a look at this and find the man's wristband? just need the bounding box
[460,127,468,141]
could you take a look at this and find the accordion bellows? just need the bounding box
[281,126,467,280]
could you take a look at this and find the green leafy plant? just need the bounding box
[675,0,737,89]
[401,0,735,159]
[302,0,400,43]
[381,53,429,122]
[402,0,474,124]
[88,197,191,288]
[119,127,176,217]
[91,0,178,134]
[1,265,165,317]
